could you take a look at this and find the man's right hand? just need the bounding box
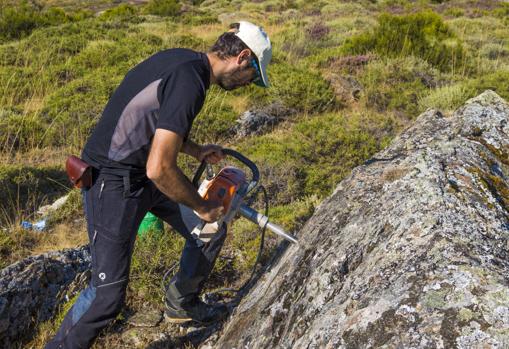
[197,200,224,223]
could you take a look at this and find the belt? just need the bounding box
[91,166,148,198]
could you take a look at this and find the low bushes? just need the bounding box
[469,70,509,101]
[191,86,238,144]
[419,83,474,113]
[143,0,181,17]
[40,68,123,148]
[0,108,45,151]
[0,164,69,226]
[130,230,185,305]
[99,4,142,23]
[0,2,92,42]
[342,11,466,72]
[358,56,442,118]
[238,110,395,198]
[419,70,509,112]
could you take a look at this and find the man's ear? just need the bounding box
[236,49,252,66]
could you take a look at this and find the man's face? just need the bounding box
[217,52,260,91]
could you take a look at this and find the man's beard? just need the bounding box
[217,66,251,91]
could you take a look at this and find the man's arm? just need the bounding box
[181,138,225,164]
[181,139,201,160]
[147,129,223,222]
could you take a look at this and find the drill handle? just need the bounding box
[192,148,260,191]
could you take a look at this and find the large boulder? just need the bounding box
[0,246,90,348]
[211,91,509,348]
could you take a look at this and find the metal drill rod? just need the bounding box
[239,204,299,244]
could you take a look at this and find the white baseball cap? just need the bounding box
[234,21,272,88]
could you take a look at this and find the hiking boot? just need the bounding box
[164,298,229,324]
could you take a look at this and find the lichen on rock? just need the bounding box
[210,91,509,349]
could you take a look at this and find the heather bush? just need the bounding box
[0,2,92,42]
[99,4,141,23]
[358,56,442,118]
[0,2,43,42]
[267,62,337,113]
[418,83,475,113]
[468,70,509,101]
[342,11,466,72]
[143,0,181,17]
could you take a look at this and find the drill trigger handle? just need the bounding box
[192,148,260,191]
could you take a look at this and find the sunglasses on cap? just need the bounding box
[250,58,263,86]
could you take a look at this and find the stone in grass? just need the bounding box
[126,309,163,327]
[231,102,295,138]
[121,327,167,348]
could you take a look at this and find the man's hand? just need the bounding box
[197,200,224,223]
[198,144,224,164]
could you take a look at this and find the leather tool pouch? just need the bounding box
[65,155,92,189]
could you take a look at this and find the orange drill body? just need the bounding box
[199,167,247,213]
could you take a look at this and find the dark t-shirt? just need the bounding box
[82,48,210,171]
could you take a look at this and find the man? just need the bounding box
[46,21,271,349]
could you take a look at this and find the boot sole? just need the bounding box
[164,312,193,324]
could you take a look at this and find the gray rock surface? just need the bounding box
[230,102,295,138]
[127,308,163,327]
[210,91,509,348]
[0,246,91,347]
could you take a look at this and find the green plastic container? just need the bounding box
[137,212,164,236]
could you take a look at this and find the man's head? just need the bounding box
[208,21,272,91]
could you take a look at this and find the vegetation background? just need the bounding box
[0,0,508,347]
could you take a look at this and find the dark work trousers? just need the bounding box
[45,172,227,349]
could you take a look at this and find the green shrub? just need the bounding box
[0,2,90,42]
[444,7,464,18]
[275,21,315,60]
[191,86,238,144]
[40,68,123,148]
[0,66,38,106]
[419,83,475,112]
[342,11,466,72]
[171,34,207,51]
[419,71,509,113]
[266,62,337,113]
[480,43,509,60]
[0,164,69,226]
[68,32,163,77]
[191,61,336,142]
[99,4,141,23]
[492,3,509,19]
[130,230,185,305]
[144,0,181,17]
[0,2,40,42]
[238,110,396,197]
[180,13,219,25]
[11,20,130,69]
[47,189,83,226]
[468,70,509,101]
[38,7,69,26]
[358,56,442,118]
[0,108,45,152]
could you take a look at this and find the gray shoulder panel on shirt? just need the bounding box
[108,79,162,162]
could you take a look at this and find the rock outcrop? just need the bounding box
[0,247,90,347]
[211,91,509,348]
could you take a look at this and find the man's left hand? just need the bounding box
[198,144,224,164]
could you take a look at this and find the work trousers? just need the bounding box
[45,172,227,349]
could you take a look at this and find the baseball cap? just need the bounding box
[234,21,272,88]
